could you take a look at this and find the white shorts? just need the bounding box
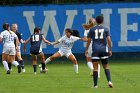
[2,47,16,55]
[58,49,72,58]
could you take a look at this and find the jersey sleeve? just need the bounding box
[17,32,22,41]
[58,36,65,43]
[0,32,4,38]
[105,28,110,37]
[84,30,89,37]
[72,36,80,42]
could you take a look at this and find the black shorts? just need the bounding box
[92,52,109,64]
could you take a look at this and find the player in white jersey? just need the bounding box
[44,28,85,73]
[83,18,100,78]
[0,23,21,74]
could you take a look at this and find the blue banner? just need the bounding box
[0,3,140,54]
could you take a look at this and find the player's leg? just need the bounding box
[39,52,48,73]
[10,55,21,74]
[2,53,10,74]
[92,60,99,88]
[7,55,12,71]
[16,51,25,72]
[101,59,113,88]
[45,52,61,64]
[86,46,93,71]
[31,54,37,74]
[67,54,79,73]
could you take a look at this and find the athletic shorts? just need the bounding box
[2,47,16,55]
[58,49,72,58]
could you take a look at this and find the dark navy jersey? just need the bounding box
[30,34,42,47]
[30,34,42,55]
[14,31,22,46]
[88,25,110,52]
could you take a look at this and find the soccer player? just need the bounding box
[83,18,101,77]
[23,27,52,74]
[8,24,26,72]
[44,28,85,73]
[0,23,21,74]
[86,16,113,88]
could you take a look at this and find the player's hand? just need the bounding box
[23,48,26,52]
[16,46,19,52]
[108,51,112,57]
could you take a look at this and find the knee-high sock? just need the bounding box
[12,61,19,67]
[87,62,93,70]
[93,71,98,86]
[74,64,78,73]
[45,57,51,64]
[105,69,111,82]
[3,61,9,71]
[33,65,37,73]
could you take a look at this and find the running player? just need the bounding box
[0,23,21,74]
[8,24,26,72]
[86,16,113,88]
[44,28,86,73]
[83,18,101,77]
[23,27,52,74]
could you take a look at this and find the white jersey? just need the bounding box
[0,30,17,48]
[84,30,92,57]
[58,35,80,51]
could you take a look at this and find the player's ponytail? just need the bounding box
[72,30,80,37]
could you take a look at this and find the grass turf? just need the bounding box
[0,61,139,93]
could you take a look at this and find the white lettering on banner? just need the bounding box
[23,10,77,48]
[23,11,35,34]
[118,8,140,46]
[23,8,140,49]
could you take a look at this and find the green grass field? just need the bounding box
[0,61,139,93]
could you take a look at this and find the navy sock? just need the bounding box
[41,63,45,70]
[105,69,111,82]
[19,60,24,69]
[33,65,37,73]
[93,71,98,86]
[8,63,12,70]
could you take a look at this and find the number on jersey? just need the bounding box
[95,29,104,39]
[32,35,39,41]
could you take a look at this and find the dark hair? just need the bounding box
[33,27,40,41]
[95,16,104,24]
[3,23,10,30]
[34,27,40,34]
[65,28,73,35]
[72,30,80,37]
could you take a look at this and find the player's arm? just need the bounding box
[107,36,112,56]
[42,35,52,44]
[23,37,31,52]
[52,41,60,45]
[85,37,91,56]
[15,36,20,51]
[79,37,87,42]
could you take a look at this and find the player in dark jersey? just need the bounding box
[23,27,52,74]
[8,24,26,72]
[86,16,113,88]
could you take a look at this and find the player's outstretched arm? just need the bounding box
[107,36,112,57]
[42,35,52,44]
[52,41,60,45]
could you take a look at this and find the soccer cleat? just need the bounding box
[40,68,48,73]
[17,65,21,74]
[91,85,98,88]
[6,70,10,74]
[22,69,26,72]
[34,72,37,75]
[108,81,113,88]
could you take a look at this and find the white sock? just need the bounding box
[12,61,19,67]
[74,64,78,73]
[45,57,51,64]
[98,64,101,78]
[87,62,93,70]
[3,61,9,71]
